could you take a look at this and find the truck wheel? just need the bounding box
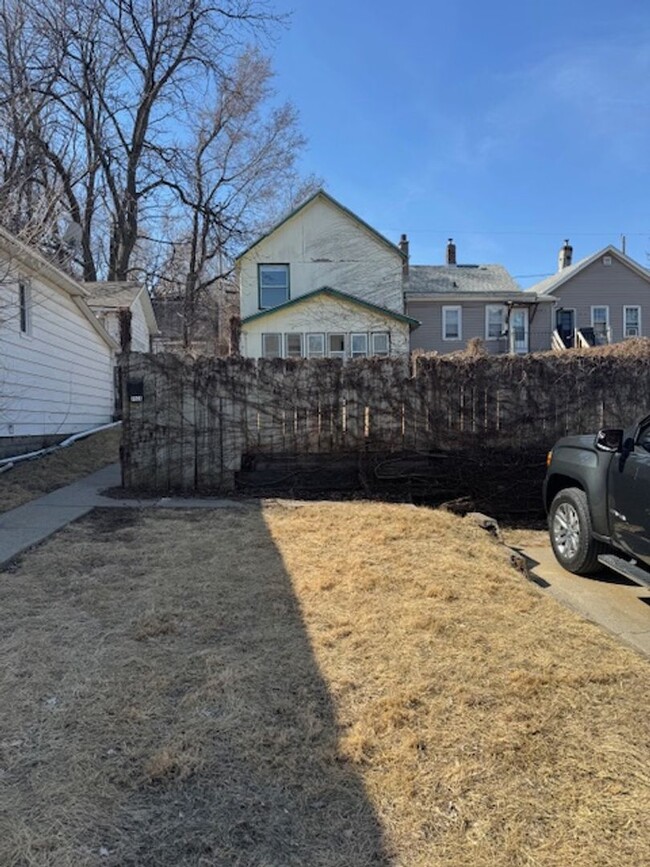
[549,488,606,575]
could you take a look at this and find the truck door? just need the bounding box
[608,419,650,565]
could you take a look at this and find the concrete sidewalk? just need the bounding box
[0,463,238,569]
[522,544,650,659]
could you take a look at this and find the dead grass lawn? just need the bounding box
[0,502,648,866]
[0,427,120,513]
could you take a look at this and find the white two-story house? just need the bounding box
[237,190,419,359]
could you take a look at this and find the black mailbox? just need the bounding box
[127,379,144,403]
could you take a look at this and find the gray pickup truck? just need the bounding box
[544,416,650,587]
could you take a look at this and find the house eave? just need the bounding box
[72,297,120,351]
[241,286,420,329]
[405,291,553,303]
[0,227,117,350]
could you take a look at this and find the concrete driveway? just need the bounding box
[522,543,650,659]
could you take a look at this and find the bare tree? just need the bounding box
[0,0,313,298]
[152,48,320,348]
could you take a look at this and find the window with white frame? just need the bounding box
[442,306,461,340]
[261,333,282,358]
[328,333,346,359]
[18,281,30,334]
[351,333,368,358]
[591,306,609,339]
[258,264,289,309]
[624,305,641,337]
[371,332,390,356]
[285,333,303,358]
[485,304,505,340]
[307,333,325,357]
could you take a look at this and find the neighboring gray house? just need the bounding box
[406,239,553,354]
[525,242,650,349]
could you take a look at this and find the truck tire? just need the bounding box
[549,488,606,575]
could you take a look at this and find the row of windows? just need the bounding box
[585,305,641,338]
[261,331,391,359]
[442,304,644,342]
[442,305,508,341]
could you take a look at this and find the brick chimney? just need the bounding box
[446,238,457,266]
[398,233,409,276]
[558,239,573,270]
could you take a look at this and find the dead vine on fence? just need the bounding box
[120,341,650,517]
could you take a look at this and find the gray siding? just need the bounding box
[408,300,508,354]
[529,310,553,352]
[550,256,650,341]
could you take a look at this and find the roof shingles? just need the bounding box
[405,264,522,296]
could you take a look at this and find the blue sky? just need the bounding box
[272,0,650,286]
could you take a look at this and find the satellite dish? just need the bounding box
[62,220,83,249]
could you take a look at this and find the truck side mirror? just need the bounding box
[595,428,624,452]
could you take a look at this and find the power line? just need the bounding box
[512,273,554,279]
[381,229,650,237]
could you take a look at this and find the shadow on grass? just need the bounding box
[0,506,390,867]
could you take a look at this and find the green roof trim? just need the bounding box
[241,286,421,328]
[235,189,406,263]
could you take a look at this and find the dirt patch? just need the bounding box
[0,502,647,866]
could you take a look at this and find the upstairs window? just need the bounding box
[624,305,641,337]
[258,264,289,309]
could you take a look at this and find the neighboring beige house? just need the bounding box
[85,282,159,352]
[0,227,118,458]
[525,242,650,349]
[406,239,553,354]
[237,190,419,359]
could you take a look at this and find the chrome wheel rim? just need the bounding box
[553,503,580,560]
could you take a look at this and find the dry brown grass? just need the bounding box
[0,502,648,866]
[0,427,120,513]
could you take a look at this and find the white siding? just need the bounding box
[0,269,115,438]
[130,297,151,352]
[242,294,410,359]
[99,298,151,352]
[239,196,404,322]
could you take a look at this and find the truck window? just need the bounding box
[638,424,650,453]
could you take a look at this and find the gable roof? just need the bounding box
[405,264,524,298]
[0,226,118,350]
[84,281,159,335]
[235,189,406,263]
[525,245,650,296]
[241,286,420,328]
